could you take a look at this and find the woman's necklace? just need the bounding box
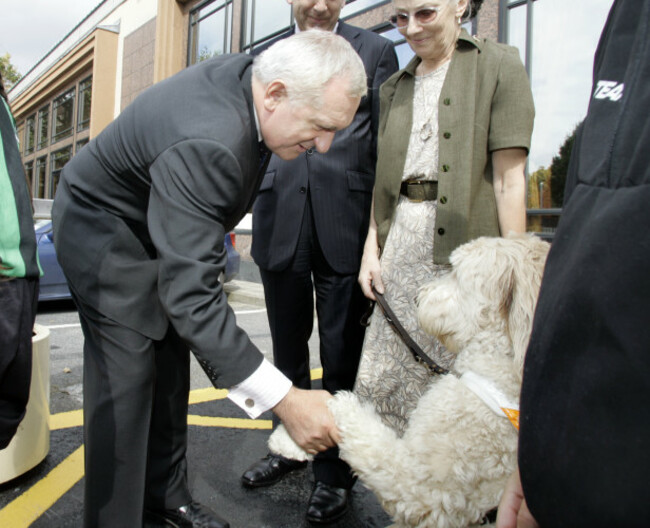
[415,70,441,142]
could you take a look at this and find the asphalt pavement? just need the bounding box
[0,279,393,528]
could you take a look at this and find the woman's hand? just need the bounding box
[359,242,383,300]
[359,193,384,300]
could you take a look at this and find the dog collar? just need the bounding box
[459,371,520,430]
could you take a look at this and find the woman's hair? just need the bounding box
[0,72,7,103]
[462,0,485,20]
[252,29,367,108]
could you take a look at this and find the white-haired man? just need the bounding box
[243,2,398,523]
[51,31,366,528]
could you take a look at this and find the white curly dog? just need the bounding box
[269,234,549,527]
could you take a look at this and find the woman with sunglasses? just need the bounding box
[355,0,535,435]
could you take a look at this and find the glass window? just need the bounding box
[35,156,47,199]
[342,0,386,18]
[37,105,49,150]
[504,0,614,237]
[24,114,35,155]
[52,88,76,143]
[50,146,72,198]
[24,161,34,192]
[243,0,292,51]
[189,1,234,64]
[78,76,92,131]
[378,26,414,68]
[76,138,89,154]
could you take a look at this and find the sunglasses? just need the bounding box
[389,7,441,28]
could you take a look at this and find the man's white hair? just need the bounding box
[252,29,367,108]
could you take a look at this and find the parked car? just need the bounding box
[35,220,240,302]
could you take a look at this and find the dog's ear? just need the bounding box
[505,235,550,372]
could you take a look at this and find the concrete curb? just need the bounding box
[224,279,266,308]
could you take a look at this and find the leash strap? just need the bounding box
[372,286,449,376]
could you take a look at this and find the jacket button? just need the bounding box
[442,164,450,172]
[438,227,445,235]
[439,196,447,204]
[443,132,451,139]
[299,187,307,193]
[306,148,314,155]
[443,98,451,105]
[245,398,255,408]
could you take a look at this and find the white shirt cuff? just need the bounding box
[227,358,292,419]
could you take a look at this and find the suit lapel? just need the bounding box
[337,21,362,53]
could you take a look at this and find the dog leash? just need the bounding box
[368,287,520,430]
[371,286,449,376]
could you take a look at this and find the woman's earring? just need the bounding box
[457,16,462,25]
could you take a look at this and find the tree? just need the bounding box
[0,53,22,92]
[549,123,580,208]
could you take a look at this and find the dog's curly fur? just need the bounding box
[269,234,549,527]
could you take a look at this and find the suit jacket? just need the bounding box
[52,55,267,387]
[251,22,399,274]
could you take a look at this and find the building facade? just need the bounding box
[9,0,614,236]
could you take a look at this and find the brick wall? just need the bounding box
[121,17,157,110]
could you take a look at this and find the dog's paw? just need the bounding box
[268,425,313,462]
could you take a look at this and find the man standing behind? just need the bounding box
[241,1,398,524]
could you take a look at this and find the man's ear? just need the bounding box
[264,80,288,111]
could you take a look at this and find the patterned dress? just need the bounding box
[354,62,456,436]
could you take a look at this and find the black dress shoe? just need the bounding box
[241,453,308,488]
[143,501,229,528]
[306,481,350,524]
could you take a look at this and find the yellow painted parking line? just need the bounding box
[49,409,83,430]
[187,416,272,429]
[0,446,84,528]
[0,367,324,524]
[188,387,228,404]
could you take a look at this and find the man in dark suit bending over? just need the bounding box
[241,0,398,524]
[51,31,367,528]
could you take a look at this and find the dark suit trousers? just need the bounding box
[0,277,38,449]
[260,194,367,489]
[75,295,192,527]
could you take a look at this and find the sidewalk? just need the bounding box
[225,279,266,307]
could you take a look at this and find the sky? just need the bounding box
[2,0,101,77]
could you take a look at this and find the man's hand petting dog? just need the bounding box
[273,387,341,454]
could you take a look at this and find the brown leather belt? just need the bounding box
[400,180,438,202]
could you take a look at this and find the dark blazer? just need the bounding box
[52,55,267,387]
[251,22,399,274]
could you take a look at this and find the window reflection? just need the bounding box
[78,77,92,132]
[505,0,614,239]
[342,0,387,18]
[189,1,233,64]
[25,115,35,155]
[37,106,49,150]
[24,161,33,193]
[50,146,72,198]
[243,0,292,51]
[52,88,76,143]
[35,156,47,199]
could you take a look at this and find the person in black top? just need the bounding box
[0,72,41,450]
[498,1,650,526]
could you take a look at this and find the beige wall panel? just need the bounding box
[91,29,120,138]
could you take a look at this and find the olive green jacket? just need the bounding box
[373,30,535,264]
